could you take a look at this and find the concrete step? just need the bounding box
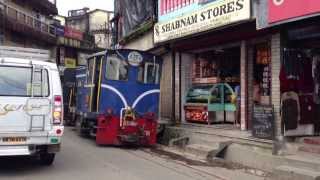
[298,144,320,155]
[188,133,232,146]
[269,165,320,180]
[157,145,208,162]
[284,152,320,171]
[303,137,320,146]
[185,143,219,160]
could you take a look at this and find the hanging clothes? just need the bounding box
[298,57,314,93]
[281,92,300,131]
[283,49,303,80]
[299,94,315,124]
[279,66,298,93]
[314,104,320,135]
[312,55,320,104]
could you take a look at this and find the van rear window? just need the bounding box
[0,66,49,97]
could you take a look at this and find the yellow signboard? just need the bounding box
[65,58,76,68]
[154,0,251,43]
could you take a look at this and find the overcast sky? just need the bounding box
[57,0,114,16]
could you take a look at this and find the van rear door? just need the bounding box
[0,65,51,132]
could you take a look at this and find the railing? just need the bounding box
[1,2,57,37]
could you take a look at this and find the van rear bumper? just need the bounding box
[0,126,64,156]
[0,144,61,156]
[0,146,31,156]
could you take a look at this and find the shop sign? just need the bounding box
[269,0,320,23]
[65,58,77,68]
[128,51,143,66]
[154,0,250,43]
[64,27,83,41]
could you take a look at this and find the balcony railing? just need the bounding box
[1,2,57,37]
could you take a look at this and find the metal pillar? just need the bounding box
[171,50,176,124]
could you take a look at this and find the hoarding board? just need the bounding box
[154,0,250,43]
[269,0,320,23]
[65,58,76,68]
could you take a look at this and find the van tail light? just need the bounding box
[53,95,63,125]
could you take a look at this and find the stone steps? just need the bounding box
[303,137,320,146]
[298,144,320,154]
[162,125,320,180]
[185,143,218,160]
[285,137,320,155]
[268,165,320,180]
[284,152,320,171]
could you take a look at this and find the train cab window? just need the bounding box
[105,55,128,81]
[138,62,160,84]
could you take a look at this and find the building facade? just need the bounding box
[113,0,320,152]
[0,0,58,60]
[66,8,114,49]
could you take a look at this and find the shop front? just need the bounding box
[279,24,320,137]
[265,0,320,139]
[184,47,240,125]
[154,0,256,131]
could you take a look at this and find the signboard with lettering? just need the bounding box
[154,0,250,43]
[64,27,83,41]
[252,105,274,140]
[65,58,77,68]
[158,0,229,22]
[269,0,320,23]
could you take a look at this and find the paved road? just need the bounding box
[0,128,263,180]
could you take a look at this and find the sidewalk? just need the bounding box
[159,123,320,180]
[143,147,267,180]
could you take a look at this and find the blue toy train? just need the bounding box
[75,49,161,145]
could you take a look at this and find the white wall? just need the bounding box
[89,10,113,48]
[122,31,154,51]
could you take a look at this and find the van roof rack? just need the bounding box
[0,46,51,61]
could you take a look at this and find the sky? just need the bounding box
[57,0,114,16]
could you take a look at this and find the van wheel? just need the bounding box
[39,153,55,166]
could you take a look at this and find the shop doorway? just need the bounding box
[279,38,320,136]
[184,47,241,127]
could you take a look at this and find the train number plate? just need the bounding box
[2,137,27,143]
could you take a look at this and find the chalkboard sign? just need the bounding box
[252,105,274,140]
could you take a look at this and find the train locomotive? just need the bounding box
[75,49,161,146]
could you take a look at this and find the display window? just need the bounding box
[185,47,240,125]
[192,48,240,85]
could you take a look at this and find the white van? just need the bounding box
[0,46,64,165]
